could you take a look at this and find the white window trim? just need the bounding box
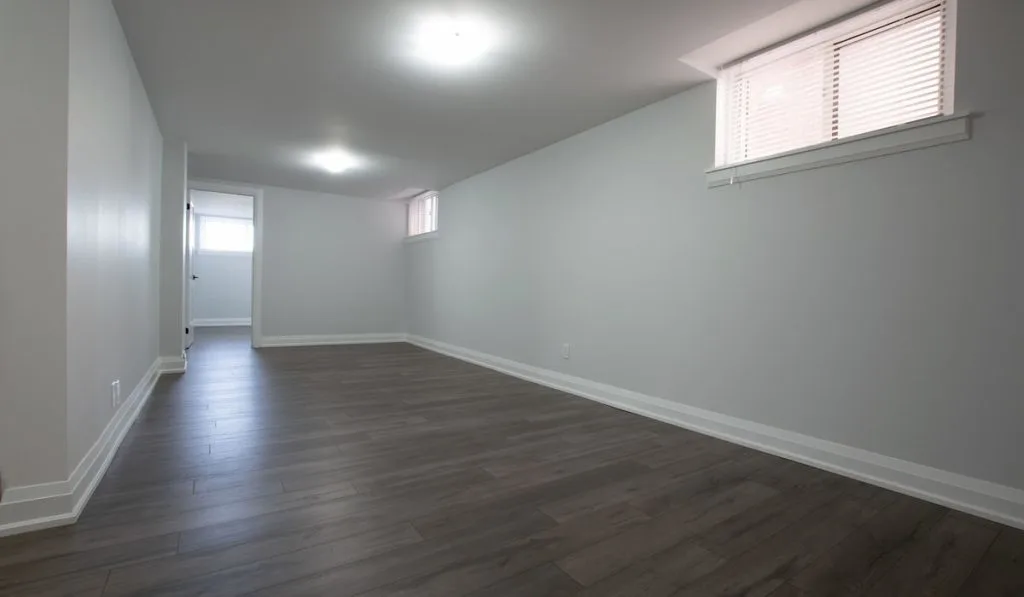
[404,230,440,244]
[706,112,970,189]
[406,191,439,238]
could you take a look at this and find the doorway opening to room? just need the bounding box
[185,187,258,351]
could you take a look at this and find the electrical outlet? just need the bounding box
[111,380,121,408]
[561,343,572,360]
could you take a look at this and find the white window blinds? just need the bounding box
[408,191,438,237]
[716,0,950,166]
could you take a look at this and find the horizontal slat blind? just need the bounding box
[835,5,945,138]
[717,0,948,166]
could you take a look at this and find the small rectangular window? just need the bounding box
[716,0,952,166]
[408,191,438,237]
[198,216,254,253]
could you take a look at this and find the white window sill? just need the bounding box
[404,231,439,244]
[706,113,972,189]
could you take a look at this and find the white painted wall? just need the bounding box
[159,140,187,359]
[406,0,1024,495]
[193,226,253,323]
[66,0,163,469]
[0,0,71,488]
[260,185,406,338]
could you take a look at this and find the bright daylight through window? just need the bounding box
[716,0,952,166]
[408,191,439,237]
[198,216,254,253]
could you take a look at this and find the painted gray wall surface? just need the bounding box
[262,186,406,337]
[406,0,1024,491]
[0,0,71,488]
[66,0,163,469]
[193,225,253,322]
[159,140,187,358]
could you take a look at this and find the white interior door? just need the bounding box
[185,199,196,349]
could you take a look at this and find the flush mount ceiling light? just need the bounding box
[311,148,360,174]
[412,15,497,68]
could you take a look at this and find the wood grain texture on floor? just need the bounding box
[0,326,1020,596]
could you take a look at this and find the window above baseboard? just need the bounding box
[408,191,439,238]
[713,0,957,170]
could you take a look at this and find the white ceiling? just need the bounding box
[113,0,806,200]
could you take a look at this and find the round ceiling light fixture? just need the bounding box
[310,148,361,174]
[412,15,498,68]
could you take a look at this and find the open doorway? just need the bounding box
[185,183,263,351]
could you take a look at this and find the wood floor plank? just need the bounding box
[574,540,724,597]
[957,528,1024,596]
[671,496,881,597]
[789,493,948,595]
[537,451,750,523]
[243,510,557,597]
[556,480,778,586]
[103,523,422,597]
[0,532,178,590]
[461,563,581,597]
[694,479,846,559]
[0,568,110,597]
[860,511,998,597]
[359,503,648,597]
[0,327,1018,596]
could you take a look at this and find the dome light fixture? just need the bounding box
[311,148,360,174]
[412,15,497,69]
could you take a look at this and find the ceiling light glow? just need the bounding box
[413,16,497,68]
[311,148,360,174]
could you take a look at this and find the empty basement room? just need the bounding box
[2,0,1024,594]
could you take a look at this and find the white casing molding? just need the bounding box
[406,335,1024,530]
[0,358,185,537]
[188,179,265,350]
[259,334,407,348]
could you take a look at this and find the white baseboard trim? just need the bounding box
[259,333,407,348]
[406,335,1024,531]
[158,355,188,374]
[192,318,251,327]
[0,357,176,537]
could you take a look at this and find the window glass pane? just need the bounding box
[728,48,829,163]
[199,216,253,252]
[835,11,944,138]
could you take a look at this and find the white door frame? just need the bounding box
[186,179,266,349]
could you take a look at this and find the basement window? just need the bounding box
[709,0,966,186]
[407,191,439,238]
[198,216,254,253]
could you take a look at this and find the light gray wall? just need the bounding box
[0,0,71,488]
[193,219,253,322]
[261,185,406,338]
[406,0,1024,491]
[159,140,187,358]
[66,0,163,468]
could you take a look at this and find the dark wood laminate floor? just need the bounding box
[1,327,1022,596]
